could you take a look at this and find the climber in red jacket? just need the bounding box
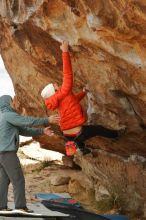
[41,41,125,155]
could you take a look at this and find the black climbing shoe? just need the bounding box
[79,147,92,155]
[118,127,127,137]
[140,123,146,129]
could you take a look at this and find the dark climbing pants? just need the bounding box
[0,151,26,209]
[64,125,119,149]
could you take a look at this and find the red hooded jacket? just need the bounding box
[45,52,86,131]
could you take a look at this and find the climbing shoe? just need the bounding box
[65,141,77,156]
[118,127,127,137]
[79,146,92,155]
[140,123,146,129]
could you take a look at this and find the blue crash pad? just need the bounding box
[102,214,129,220]
[35,193,81,207]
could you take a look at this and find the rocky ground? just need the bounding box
[7,139,103,214]
[8,138,67,204]
[6,139,143,220]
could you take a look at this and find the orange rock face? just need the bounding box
[1,0,146,216]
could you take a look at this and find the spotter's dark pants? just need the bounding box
[0,151,26,209]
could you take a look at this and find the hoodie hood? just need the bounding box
[0,95,14,113]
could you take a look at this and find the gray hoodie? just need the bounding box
[0,95,49,152]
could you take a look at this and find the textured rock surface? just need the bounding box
[1,0,146,217]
